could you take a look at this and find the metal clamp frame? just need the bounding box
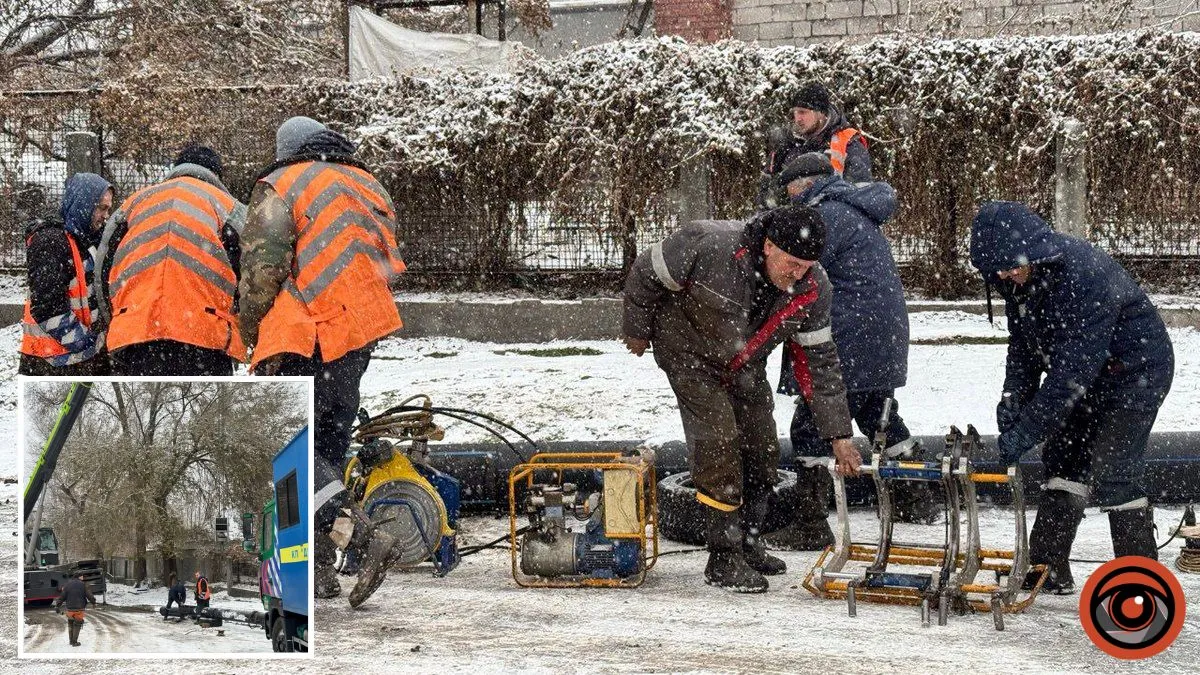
[802,402,1047,630]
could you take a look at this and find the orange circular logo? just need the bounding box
[1079,556,1187,659]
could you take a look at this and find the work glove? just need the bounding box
[55,605,63,615]
[997,426,1038,466]
[996,393,1022,434]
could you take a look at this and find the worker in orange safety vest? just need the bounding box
[99,145,247,375]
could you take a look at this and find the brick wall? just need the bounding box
[655,0,734,42]
[729,0,1200,46]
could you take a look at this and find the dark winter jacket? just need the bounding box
[624,217,853,439]
[94,163,245,328]
[23,173,110,362]
[970,201,1174,447]
[759,107,872,209]
[779,177,908,394]
[54,578,95,611]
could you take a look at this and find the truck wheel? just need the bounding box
[656,470,800,545]
[271,616,292,653]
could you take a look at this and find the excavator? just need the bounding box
[23,382,105,604]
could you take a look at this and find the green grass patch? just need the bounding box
[493,347,604,357]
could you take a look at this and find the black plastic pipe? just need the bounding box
[426,432,1200,512]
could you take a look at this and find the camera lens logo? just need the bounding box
[1079,556,1186,659]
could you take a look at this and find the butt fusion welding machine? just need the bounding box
[509,450,659,587]
[803,400,1048,631]
[343,398,461,576]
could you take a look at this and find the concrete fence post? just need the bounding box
[678,154,713,224]
[65,131,101,177]
[1053,118,1088,239]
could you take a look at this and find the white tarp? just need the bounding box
[348,6,515,79]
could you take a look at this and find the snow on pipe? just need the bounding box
[425,432,1200,510]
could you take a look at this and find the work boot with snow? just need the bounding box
[1108,505,1159,560]
[1022,488,1086,595]
[705,551,769,593]
[704,502,768,592]
[741,491,786,575]
[348,530,403,608]
[315,563,342,599]
[764,466,835,551]
[67,619,80,646]
[314,535,341,598]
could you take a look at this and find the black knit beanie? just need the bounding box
[764,205,826,261]
[778,152,833,186]
[174,144,224,180]
[790,81,831,113]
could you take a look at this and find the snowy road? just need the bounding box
[317,508,1200,674]
[21,604,271,655]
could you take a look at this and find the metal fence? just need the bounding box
[4,91,1200,293]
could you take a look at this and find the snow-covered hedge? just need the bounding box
[4,31,1200,294]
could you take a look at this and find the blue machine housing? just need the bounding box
[413,463,462,576]
[575,514,643,579]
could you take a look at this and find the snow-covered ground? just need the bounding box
[1,312,1199,671]
[316,508,1200,674]
[358,311,1200,443]
[20,603,271,655]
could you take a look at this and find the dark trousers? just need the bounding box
[271,344,374,467]
[791,388,910,457]
[111,340,234,376]
[19,353,109,376]
[662,363,780,512]
[1042,396,1158,508]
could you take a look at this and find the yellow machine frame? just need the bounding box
[344,452,456,545]
[507,452,658,588]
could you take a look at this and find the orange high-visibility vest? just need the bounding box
[106,176,246,360]
[196,577,211,600]
[252,161,406,367]
[829,128,867,177]
[20,231,94,364]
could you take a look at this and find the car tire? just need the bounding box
[656,470,800,546]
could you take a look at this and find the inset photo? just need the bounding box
[18,378,313,658]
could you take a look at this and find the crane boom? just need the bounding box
[23,382,92,520]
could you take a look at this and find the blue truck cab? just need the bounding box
[257,426,310,652]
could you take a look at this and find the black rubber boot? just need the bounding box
[1023,489,1086,595]
[704,506,768,593]
[763,466,834,551]
[742,491,786,575]
[68,619,80,646]
[315,535,342,598]
[1108,506,1159,560]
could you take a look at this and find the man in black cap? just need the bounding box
[54,573,95,647]
[96,143,248,375]
[623,204,859,593]
[758,81,872,210]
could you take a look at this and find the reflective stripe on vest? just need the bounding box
[251,161,405,366]
[107,177,245,358]
[269,161,405,304]
[829,128,866,177]
[20,231,95,365]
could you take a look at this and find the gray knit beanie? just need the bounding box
[275,116,327,161]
